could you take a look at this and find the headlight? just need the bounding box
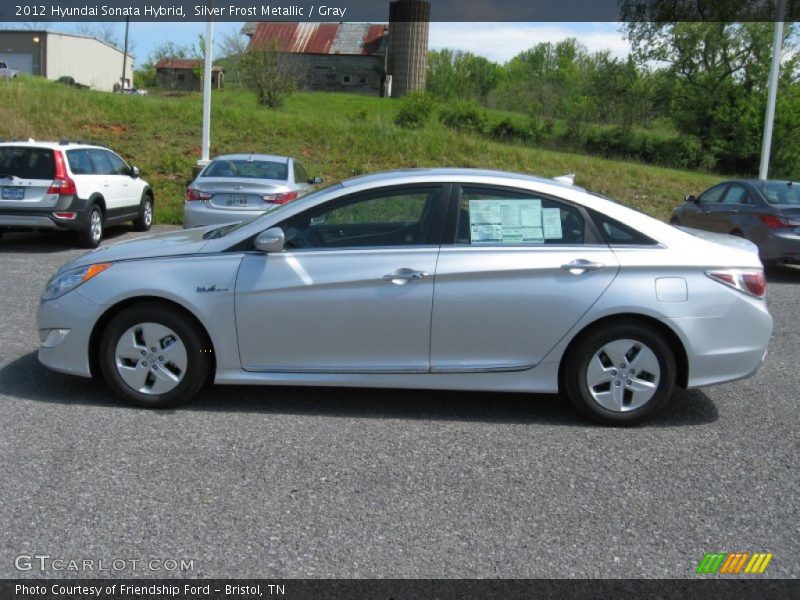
[42,263,112,301]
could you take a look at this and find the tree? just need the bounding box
[625,20,800,174]
[240,40,296,109]
[219,30,248,87]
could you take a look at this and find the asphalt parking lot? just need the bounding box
[0,226,798,579]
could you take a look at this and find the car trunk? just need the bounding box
[196,177,288,211]
[0,146,58,208]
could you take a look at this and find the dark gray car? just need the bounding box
[671,179,800,265]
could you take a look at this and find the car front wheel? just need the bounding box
[562,321,676,425]
[98,303,211,408]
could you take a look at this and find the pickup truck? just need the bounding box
[0,61,19,78]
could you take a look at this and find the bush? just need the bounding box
[487,115,537,144]
[439,101,488,133]
[584,127,713,171]
[395,91,436,129]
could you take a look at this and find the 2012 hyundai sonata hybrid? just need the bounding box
[37,169,773,424]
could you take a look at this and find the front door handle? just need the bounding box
[382,268,429,285]
[561,259,605,275]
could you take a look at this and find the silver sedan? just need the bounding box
[183,154,321,228]
[37,169,772,424]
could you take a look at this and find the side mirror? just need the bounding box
[685,194,698,204]
[254,227,285,253]
[130,166,140,178]
[311,176,323,185]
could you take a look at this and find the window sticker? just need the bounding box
[468,199,544,243]
[542,207,563,239]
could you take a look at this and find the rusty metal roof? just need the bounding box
[246,22,388,56]
[155,59,224,71]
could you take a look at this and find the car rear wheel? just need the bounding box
[79,205,103,248]
[132,194,153,232]
[98,303,211,408]
[562,321,676,425]
[669,217,680,226]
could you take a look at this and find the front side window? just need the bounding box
[455,187,586,245]
[279,186,442,249]
[698,184,727,204]
[293,161,309,184]
[104,151,130,175]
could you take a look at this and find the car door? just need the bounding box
[429,185,619,372]
[234,184,447,372]
[680,183,728,231]
[717,183,755,235]
[104,150,136,207]
[88,149,125,212]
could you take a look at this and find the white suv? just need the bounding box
[0,141,153,247]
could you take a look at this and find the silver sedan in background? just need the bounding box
[183,154,322,228]
[37,169,772,425]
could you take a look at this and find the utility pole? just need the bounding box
[199,14,214,170]
[759,0,786,180]
[121,16,130,90]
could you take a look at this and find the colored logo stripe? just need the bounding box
[697,552,773,574]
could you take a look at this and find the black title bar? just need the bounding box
[0,0,798,23]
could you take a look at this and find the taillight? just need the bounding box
[47,151,77,196]
[760,214,800,229]
[706,269,766,298]
[263,191,298,205]
[185,188,211,201]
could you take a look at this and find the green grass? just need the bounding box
[0,76,720,224]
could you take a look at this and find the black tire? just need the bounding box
[729,230,745,238]
[562,320,676,425]
[669,217,680,226]
[98,302,211,408]
[132,193,153,232]
[79,204,103,248]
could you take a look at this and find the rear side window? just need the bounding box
[588,209,658,246]
[88,149,114,175]
[456,186,586,245]
[0,147,55,179]
[66,149,95,175]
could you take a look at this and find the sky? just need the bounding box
[62,21,631,65]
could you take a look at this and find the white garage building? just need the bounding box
[0,30,133,91]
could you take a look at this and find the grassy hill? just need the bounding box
[0,76,721,225]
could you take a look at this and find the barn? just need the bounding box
[242,22,390,96]
[0,29,133,91]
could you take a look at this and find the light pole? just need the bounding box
[759,0,787,180]
[199,3,215,170]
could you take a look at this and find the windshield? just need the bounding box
[202,182,344,239]
[202,158,288,181]
[763,182,800,205]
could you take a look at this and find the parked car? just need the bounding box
[184,154,321,228]
[37,169,772,425]
[0,61,19,78]
[0,141,153,247]
[671,179,800,265]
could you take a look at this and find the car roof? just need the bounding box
[0,140,110,151]
[211,154,291,163]
[340,168,585,191]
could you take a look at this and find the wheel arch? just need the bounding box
[88,295,216,381]
[88,193,106,215]
[558,313,689,390]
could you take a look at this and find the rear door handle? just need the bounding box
[561,259,605,274]
[382,268,429,284]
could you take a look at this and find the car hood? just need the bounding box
[67,226,213,269]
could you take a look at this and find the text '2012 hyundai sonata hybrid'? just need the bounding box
[37,169,773,424]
